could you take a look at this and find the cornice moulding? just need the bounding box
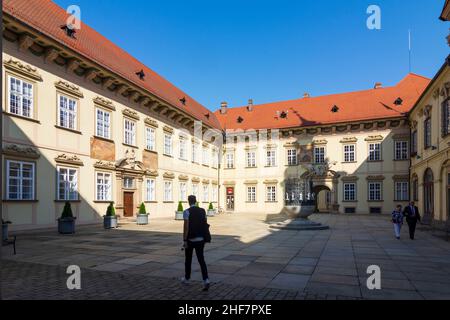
[54,80,84,98]
[55,153,84,166]
[4,58,43,81]
[2,143,40,159]
[122,108,140,121]
[93,96,116,111]
[94,160,116,170]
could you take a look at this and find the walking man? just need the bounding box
[403,201,421,240]
[181,195,210,291]
[392,204,404,240]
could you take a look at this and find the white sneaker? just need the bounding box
[180,277,190,285]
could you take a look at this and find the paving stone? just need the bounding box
[267,273,310,291]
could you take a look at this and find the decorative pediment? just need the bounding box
[365,135,383,142]
[122,108,140,120]
[94,160,115,170]
[2,143,40,159]
[264,179,279,184]
[223,181,236,186]
[54,80,84,98]
[145,117,158,128]
[116,149,144,172]
[191,177,201,183]
[55,153,84,166]
[424,105,432,117]
[264,143,278,149]
[202,179,210,184]
[178,175,189,181]
[410,120,418,130]
[202,142,209,148]
[283,141,299,147]
[244,180,258,185]
[4,58,42,81]
[163,126,174,134]
[211,180,218,185]
[145,169,159,177]
[367,175,385,181]
[313,139,328,145]
[340,137,358,143]
[245,145,258,150]
[93,96,115,111]
[163,172,175,179]
[392,134,410,141]
[341,176,359,182]
[392,175,409,181]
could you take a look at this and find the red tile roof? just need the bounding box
[215,74,430,130]
[3,0,222,129]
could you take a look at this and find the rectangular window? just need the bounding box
[179,182,187,201]
[59,94,77,130]
[146,127,156,151]
[179,138,187,160]
[412,179,418,201]
[203,185,209,202]
[146,179,156,202]
[368,143,381,161]
[212,186,218,202]
[96,108,111,139]
[395,182,409,201]
[343,145,355,162]
[123,177,134,189]
[6,160,35,200]
[442,99,450,137]
[343,183,356,201]
[246,151,256,168]
[368,182,382,201]
[164,134,173,156]
[8,76,33,118]
[411,131,418,155]
[287,149,298,166]
[395,141,409,160]
[266,150,277,167]
[226,153,234,169]
[164,181,173,201]
[124,118,136,146]
[266,186,276,202]
[57,167,78,201]
[202,147,209,165]
[211,149,218,168]
[96,172,112,201]
[314,147,325,164]
[192,143,199,163]
[424,117,432,149]
[247,186,256,202]
[192,184,199,198]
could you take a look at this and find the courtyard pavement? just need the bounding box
[2,212,450,300]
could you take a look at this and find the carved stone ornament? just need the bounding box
[264,179,279,184]
[4,58,42,81]
[145,169,159,177]
[163,125,174,134]
[163,172,175,179]
[313,139,328,145]
[2,143,40,159]
[178,175,189,181]
[340,137,358,143]
[202,179,210,184]
[366,175,385,181]
[410,120,418,130]
[122,108,140,120]
[424,105,432,117]
[94,160,116,170]
[145,117,158,128]
[211,180,218,185]
[365,135,384,142]
[392,175,409,181]
[244,180,258,185]
[93,96,116,111]
[191,177,201,183]
[54,80,84,98]
[341,176,359,182]
[55,153,84,166]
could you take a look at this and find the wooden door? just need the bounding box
[123,192,134,217]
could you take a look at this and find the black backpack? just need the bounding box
[188,207,211,243]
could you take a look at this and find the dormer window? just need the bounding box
[331,105,339,113]
[394,98,403,106]
[136,69,145,80]
[237,116,244,123]
[204,113,210,119]
[61,24,76,38]
[179,97,186,105]
[280,111,288,119]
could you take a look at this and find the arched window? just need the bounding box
[423,168,434,223]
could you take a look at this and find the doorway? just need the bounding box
[123,192,134,217]
[226,187,235,211]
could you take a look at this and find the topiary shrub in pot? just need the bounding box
[207,202,216,217]
[2,219,11,241]
[136,202,149,225]
[175,201,184,220]
[104,202,118,229]
[58,202,76,234]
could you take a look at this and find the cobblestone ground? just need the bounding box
[2,213,450,300]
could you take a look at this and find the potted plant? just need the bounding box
[136,202,149,225]
[2,219,11,241]
[175,201,184,220]
[58,202,76,234]
[104,202,118,229]
[207,202,216,217]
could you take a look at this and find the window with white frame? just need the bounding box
[202,147,209,165]
[424,117,432,149]
[179,182,187,201]
[57,167,78,201]
[211,149,218,168]
[58,94,77,130]
[164,181,173,201]
[146,179,156,201]
[287,149,297,166]
[395,181,409,201]
[368,182,382,201]
[226,152,234,169]
[246,151,256,168]
[179,137,187,160]
[124,118,136,146]
[266,185,276,202]
[203,185,209,202]
[314,147,325,164]
[247,186,256,202]
[96,172,112,201]
[343,145,356,162]
[192,183,199,198]
[6,160,35,200]
[192,143,199,163]
[343,183,356,201]
[212,186,218,202]
[368,143,381,161]
[146,127,156,151]
[266,150,277,167]
[8,75,33,118]
[442,99,450,137]
[411,131,418,155]
[96,108,111,139]
[395,141,409,160]
[123,177,134,189]
[164,134,173,156]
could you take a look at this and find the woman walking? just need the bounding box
[392,204,404,240]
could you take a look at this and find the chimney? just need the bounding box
[303,92,310,98]
[220,101,228,114]
[247,99,254,112]
[374,82,383,89]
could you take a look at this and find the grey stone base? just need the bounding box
[270,219,330,231]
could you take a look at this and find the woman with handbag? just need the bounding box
[392,204,404,240]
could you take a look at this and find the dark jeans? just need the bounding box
[407,219,418,239]
[185,240,209,281]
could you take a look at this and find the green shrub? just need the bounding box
[208,202,214,210]
[61,202,74,219]
[138,203,147,215]
[195,201,200,207]
[177,201,184,212]
[106,202,116,217]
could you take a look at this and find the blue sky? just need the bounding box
[54,0,449,111]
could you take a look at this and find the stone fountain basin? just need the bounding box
[283,205,315,219]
